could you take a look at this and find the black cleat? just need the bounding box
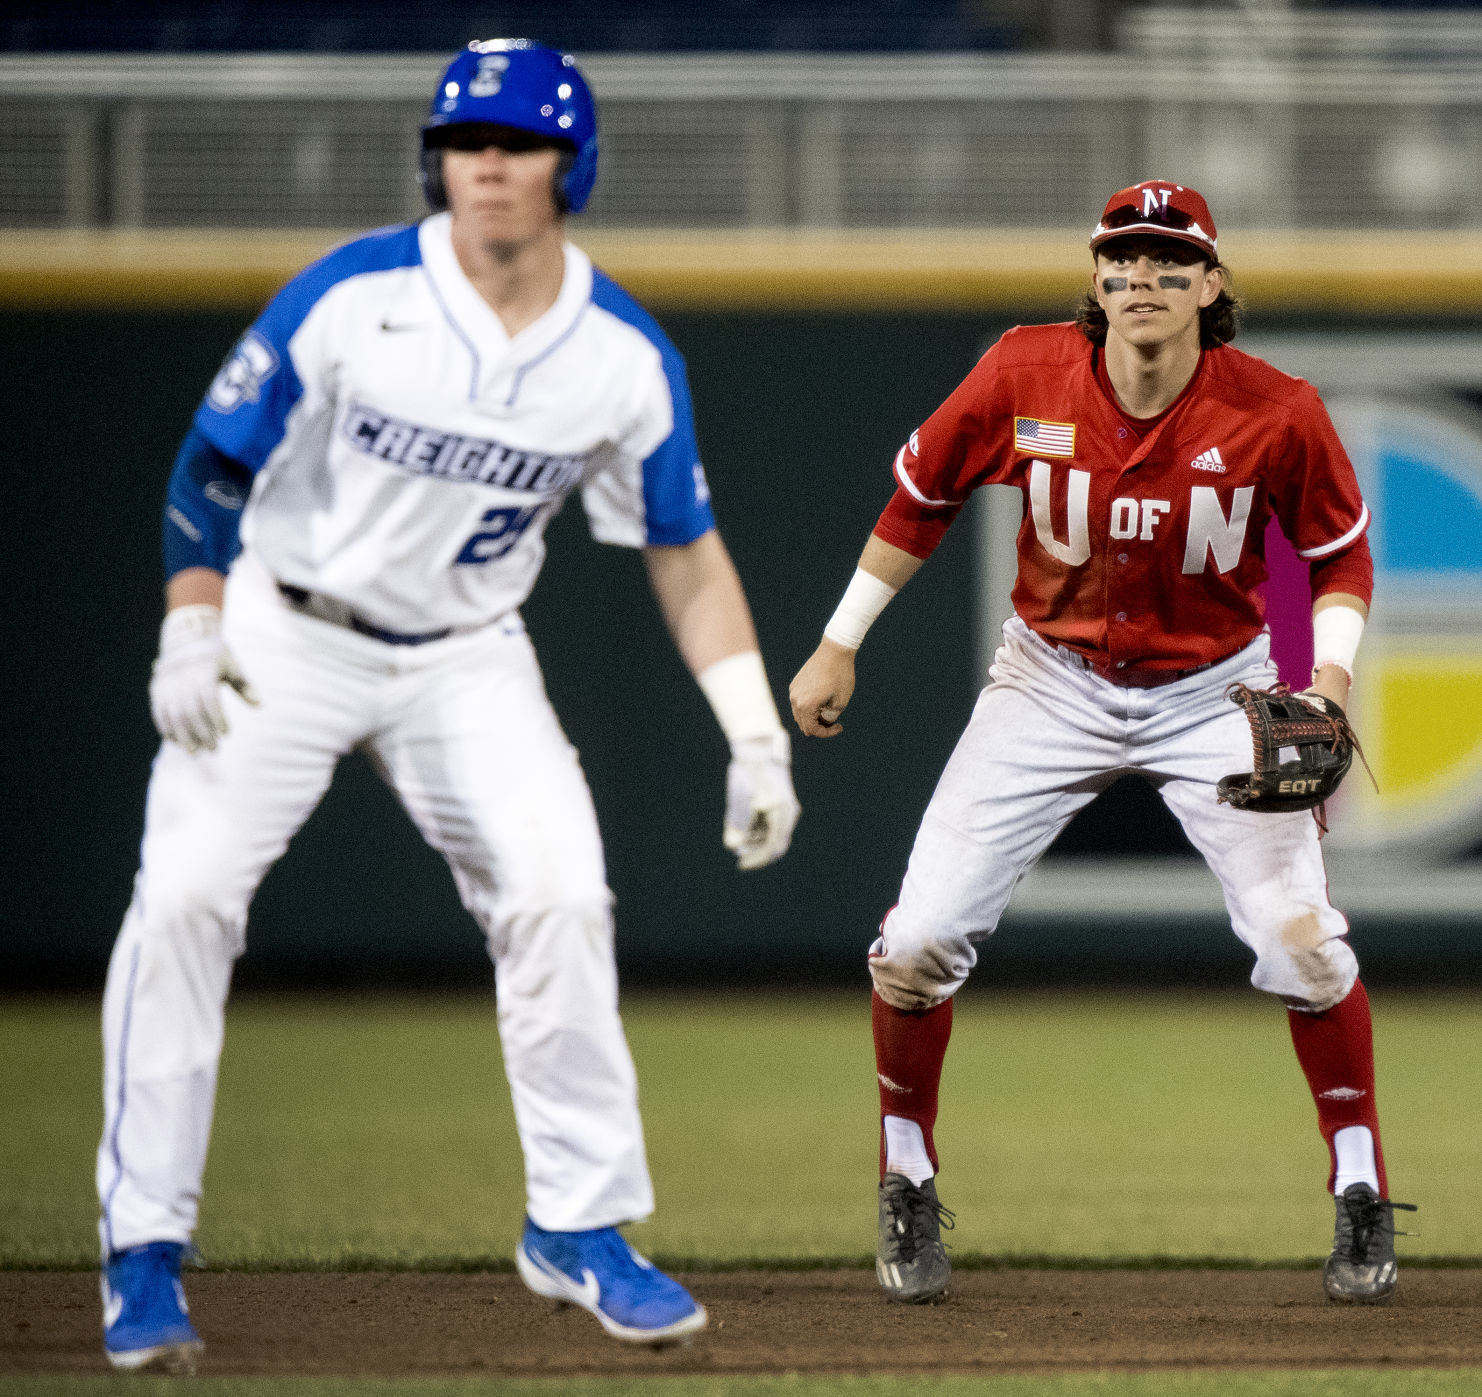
[876,1172,954,1303]
[1323,1182,1417,1304]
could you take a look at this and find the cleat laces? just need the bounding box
[886,1182,956,1261]
[1336,1191,1417,1264]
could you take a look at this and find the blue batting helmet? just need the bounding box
[420,39,599,215]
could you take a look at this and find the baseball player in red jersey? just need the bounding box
[790,180,1411,1306]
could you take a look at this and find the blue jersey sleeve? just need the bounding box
[590,270,716,546]
[640,353,715,545]
[193,223,422,469]
[162,426,254,579]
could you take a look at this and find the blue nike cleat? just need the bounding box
[515,1217,707,1344]
[101,1241,204,1374]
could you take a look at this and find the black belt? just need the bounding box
[1053,641,1220,688]
[277,584,453,646]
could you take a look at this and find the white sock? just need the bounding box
[883,1116,934,1186]
[1333,1125,1379,1195]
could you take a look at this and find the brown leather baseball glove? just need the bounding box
[1216,682,1371,829]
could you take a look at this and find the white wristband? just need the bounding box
[823,568,899,651]
[1312,603,1365,686]
[697,650,783,745]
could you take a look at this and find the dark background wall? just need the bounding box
[6,303,1478,990]
[0,0,1073,54]
[3,305,990,988]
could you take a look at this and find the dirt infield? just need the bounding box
[6,1269,1481,1377]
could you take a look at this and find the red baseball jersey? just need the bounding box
[875,322,1372,676]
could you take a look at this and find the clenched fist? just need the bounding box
[789,639,856,738]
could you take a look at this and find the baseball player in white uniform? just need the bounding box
[791,181,1409,1309]
[97,39,799,1371]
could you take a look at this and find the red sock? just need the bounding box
[1287,978,1387,1194]
[872,990,953,1178]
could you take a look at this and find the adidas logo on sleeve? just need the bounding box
[1190,447,1225,472]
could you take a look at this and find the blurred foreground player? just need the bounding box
[98,40,799,1370]
[790,181,1411,1307]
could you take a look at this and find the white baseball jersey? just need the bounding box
[196,213,714,634]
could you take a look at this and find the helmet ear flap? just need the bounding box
[553,149,576,215]
[419,145,447,213]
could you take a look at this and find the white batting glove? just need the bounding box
[724,731,801,871]
[148,604,260,754]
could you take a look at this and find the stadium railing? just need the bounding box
[2,50,1481,233]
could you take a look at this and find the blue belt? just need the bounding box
[277,584,453,646]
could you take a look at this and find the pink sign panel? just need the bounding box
[1260,516,1312,688]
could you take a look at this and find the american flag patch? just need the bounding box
[1014,416,1075,458]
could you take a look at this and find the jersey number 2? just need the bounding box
[454,504,544,565]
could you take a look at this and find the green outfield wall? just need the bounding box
[7,286,1482,988]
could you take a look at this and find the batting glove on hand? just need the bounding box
[724,730,801,871]
[149,604,260,754]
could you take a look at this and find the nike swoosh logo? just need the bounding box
[103,1286,124,1329]
[379,321,424,333]
[529,1250,602,1309]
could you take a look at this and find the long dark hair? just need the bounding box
[1075,263,1243,349]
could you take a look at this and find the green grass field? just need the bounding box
[3,988,1477,1270]
[5,990,1480,1397]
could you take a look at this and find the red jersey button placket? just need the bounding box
[1104,418,1176,674]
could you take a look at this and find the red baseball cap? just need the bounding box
[1090,180,1218,258]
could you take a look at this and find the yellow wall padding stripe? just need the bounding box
[3,228,1482,314]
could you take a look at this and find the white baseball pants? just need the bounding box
[98,554,654,1255]
[870,616,1357,1013]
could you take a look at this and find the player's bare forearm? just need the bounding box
[643,530,760,675]
[1313,591,1368,621]
[859,534,928,591]
[165,567,226,612]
